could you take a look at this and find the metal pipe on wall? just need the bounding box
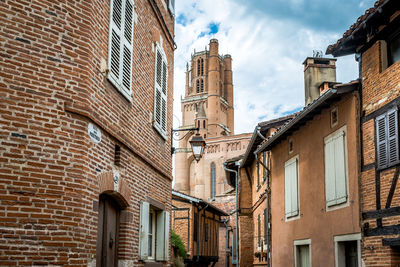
[224,162,239,266]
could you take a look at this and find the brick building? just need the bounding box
[224,115,292,266]
[171,190,228,267]
[172,39,252,266]
[327,0,400,265]
[0,0,175,266]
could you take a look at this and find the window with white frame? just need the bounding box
[376,107,399,170]
[285,157,299,219]
[107,0,134,100]
[334,233,361,267]
[153,43,168,138]
[139,202,170,261]
[294,239,311,267]
[324,128,348,207]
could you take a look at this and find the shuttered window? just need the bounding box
[139,202,170,261]
[139,202,150,260]
[324,130,347,207]
[263,151,268,182]
[108,0,134,100]
[156,210,170,261]
[376,108,399,169]
[257,214,261,248]
[153,43,168,138]
[168,0,175,15]
[264,208,267,245]
[284,157,299,218]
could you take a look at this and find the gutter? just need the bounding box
[224,161,239,266]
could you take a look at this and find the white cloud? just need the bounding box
[173,0,359,134]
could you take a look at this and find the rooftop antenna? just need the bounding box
[313,50,323,58]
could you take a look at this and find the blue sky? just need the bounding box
[172,0,376,134]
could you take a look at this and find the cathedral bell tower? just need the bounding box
[174,39,234,197]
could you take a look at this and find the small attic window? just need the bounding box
[331,107,338,127]
[288,138,293,154]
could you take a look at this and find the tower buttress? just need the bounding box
[224,54,234,134]
[207,39,220,138]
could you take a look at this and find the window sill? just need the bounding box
[107,76,132,102]
[153,124,168,140]
[326,200,349,212]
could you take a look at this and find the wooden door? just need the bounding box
[97,195,120,267]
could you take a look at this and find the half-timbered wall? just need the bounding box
[360,35,400,267]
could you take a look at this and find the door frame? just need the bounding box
[96,194,121,267]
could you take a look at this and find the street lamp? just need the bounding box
[171,127,206,162]
[189,133,206,162]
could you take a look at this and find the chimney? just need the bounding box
[303,57,337,106]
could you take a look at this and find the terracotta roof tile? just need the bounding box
[326,0,387,55]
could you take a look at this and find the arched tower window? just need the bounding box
[210,162,216,199]
[197,59,201,76]
[200,79,204,92]
[196,80,200,93]
[203,120,205,128]
[200,58,204,76]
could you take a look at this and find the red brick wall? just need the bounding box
[361,40,400,266]
[0,0,174,265]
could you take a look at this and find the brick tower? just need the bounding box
[174,39,236,196]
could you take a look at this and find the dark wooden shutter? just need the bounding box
[258,214,261,247]
[388,108,399,166]
[376,113,388,169]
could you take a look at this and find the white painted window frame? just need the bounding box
[294,238,312,267]
[334,233,361,267]
[139,201,170,262]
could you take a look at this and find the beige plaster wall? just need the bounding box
[270,93,361,266]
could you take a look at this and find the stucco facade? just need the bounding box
[268,91,361,266]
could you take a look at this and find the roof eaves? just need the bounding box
[172,190,228,216]
[254,89,338,154]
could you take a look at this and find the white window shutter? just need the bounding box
[168,0,175,15]
[139,202,150,260]
[153,44,168,138]
[108,0,123,86]
[334,132,347,204]
[376,114,388,169]
[108,0,133,98]
[121,0,134,96]
[291,160,299,216]
[164,211,170,261]
[284,162,292,217]
[285,159,298,218]
[325,131,348,207]
[325,137,337,206]
[387,108,399,165]
[156,210,170,261]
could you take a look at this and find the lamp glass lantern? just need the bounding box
[189,133,206,162]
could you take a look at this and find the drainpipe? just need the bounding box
[256,126,267,141]
[224,162,239,266]
[223,218,230,267]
